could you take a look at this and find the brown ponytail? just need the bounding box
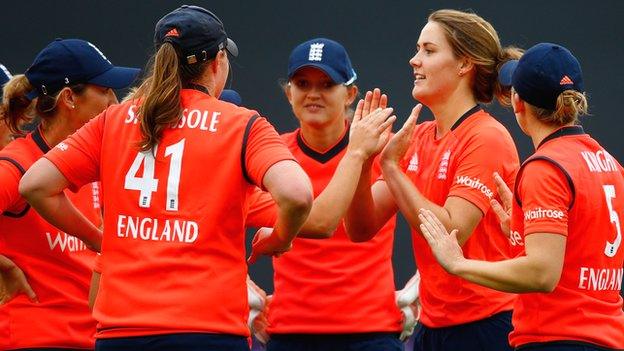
[132,42,209,151]
[529,90,588,126]
[428,9,522,105]
[1,75,35,134]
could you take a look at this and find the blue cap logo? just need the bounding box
[288,38,357,85]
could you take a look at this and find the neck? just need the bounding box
[299,118,347,152]
[528,119,574,149]
[40,115,75,148]
[429,90,478,137]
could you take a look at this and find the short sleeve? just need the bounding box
[0,161,24,212]
[245,187,277,228]
[517,160,571,237]
[243,116,296,188]
[448,128,517,214]
[44,112,105,192]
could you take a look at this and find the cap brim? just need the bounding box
[88,66,141,89]
[289,63,345,84]
[498,60,518,87]
[225,38,238,57]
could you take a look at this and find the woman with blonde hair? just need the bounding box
[0,39,139,350]
[419,42,624,351]
[346,9,521,351]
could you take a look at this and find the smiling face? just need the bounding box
[409,21,465,106]
[286,66,357,129]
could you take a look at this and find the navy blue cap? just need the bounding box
[155,5,238,65]
[0,64,11,87]
[219,89,242,106]
[498,43,583,110]
[288,38,357,84]
[25,39,140,100]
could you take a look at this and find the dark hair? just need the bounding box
[428,9,523,105]
[130,42,209,151]
[1,74,86,135]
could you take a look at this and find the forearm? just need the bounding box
[299,152,367,238]
[345,159,382,241]
[382,164,451,232]
[453,256,555,293]
[24,192,102,252]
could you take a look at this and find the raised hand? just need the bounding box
[418,208,465,274]
[354,88,388,120]
[349,106,396,159]
[490,172,513,237]
[248,227,292,264]
[0,255,37,304]
[380,104,422,167]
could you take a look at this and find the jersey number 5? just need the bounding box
[603,184,622,257]
[124,139,185,211]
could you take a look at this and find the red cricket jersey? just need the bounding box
[400,105,519,327]
[44,89,295,339]
[246,127,402,333]
[508,126,624,349]
[0,128,101,350]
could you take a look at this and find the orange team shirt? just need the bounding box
[245,126,402,333]
[508,126,624,349]
[0,129,101,350]
[399,105,519,327]
[44,88,295,339]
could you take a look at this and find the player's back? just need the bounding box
[510,128,624,349]
[94,89,264,338]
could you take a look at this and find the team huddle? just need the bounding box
[0,5,622,351]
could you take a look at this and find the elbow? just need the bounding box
[18,171,41,202]
[344,223,375,243]
[533,274,560,293]
[281,185,313,219]
[529,267,561,293]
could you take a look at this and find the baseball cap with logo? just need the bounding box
[0,63,12,87]
[154,5,238,65]
[288,38,357,85]
[498,42,584,110]
[25,39,140,100]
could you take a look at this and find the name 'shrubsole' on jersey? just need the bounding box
[125,105,221,132]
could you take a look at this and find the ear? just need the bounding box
[458,57,474,77]
[284,82,293,104]
[209,51,226,74]
[345,84,359,107]
[511,90,525,114]
[58,87,76,110]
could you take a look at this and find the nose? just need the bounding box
[409,53,420,68]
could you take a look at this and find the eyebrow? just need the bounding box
[416,41,438,48]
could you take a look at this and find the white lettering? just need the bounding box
[46,232,88,253]
[524,207,565,221]
[209,112,220,132]
[125,105,138,124]
[115,214,199,244]
[509,230,524,246]
[578,267,623,291]
[173,109,220,132]
[581,150,618,173]
[455,176,494,198]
